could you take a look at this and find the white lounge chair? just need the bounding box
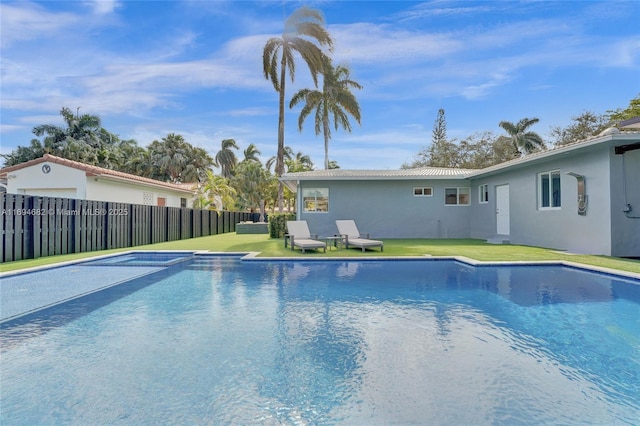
[335,220,383,252]
[285,221,326,253]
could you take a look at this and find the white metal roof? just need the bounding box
[281,166,476,181]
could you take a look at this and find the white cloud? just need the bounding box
[84,0,121,15]
[0,2,78,48]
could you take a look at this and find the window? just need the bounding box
[180,198,187,208]
[445,187,470,205]
[479,184,489,204]
[538,170,561,209]
[302,188,329,212]
[413,187,433,196]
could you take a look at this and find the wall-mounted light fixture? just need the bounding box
[565,172,587,216]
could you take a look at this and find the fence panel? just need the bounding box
[1,193,260,262]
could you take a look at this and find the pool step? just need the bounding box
[486,235,510,244]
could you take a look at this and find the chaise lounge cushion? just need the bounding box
[286,221,326,253]
[335,220,383,252]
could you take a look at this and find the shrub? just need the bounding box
[268,213,295,238]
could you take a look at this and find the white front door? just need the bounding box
[496,184,510,235]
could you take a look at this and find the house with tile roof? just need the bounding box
[0,154,196,208]
[281,128,640,257]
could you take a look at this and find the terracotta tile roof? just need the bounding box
[0,154,196,193]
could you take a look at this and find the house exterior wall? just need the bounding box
[5,161,87,198]
[5,161,190,207]
[471,146,613,255]
[297,179,472,238]
[86,178,186,207]
[610,147,640,257]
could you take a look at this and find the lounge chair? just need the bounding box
[335,220,383,252]
[285,221,326,253]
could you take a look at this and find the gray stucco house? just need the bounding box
[281,128,640,257]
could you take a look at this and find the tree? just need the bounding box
[148,133,214,183]
[403,131,519,169]
[402,108,452,168]
[231,161,272,221]
[262,6,333,211]
[549,111,610,145]
[498,117,546,155]
[433,108,447,146]
[193,169,236,210]
[285,150,314,173]
[242,143,261,164]
[608,94,640,124]
[214,139,239,178]
[290,57,362,169]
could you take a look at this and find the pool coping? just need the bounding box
[2,250,638,281]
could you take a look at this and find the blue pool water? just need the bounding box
[1,256,639,425]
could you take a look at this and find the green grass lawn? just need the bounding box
[1,233,639,274]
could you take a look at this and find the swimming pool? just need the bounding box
[1,254,639,424]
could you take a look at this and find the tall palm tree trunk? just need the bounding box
[276,58,287,212]
[322,113,331,170]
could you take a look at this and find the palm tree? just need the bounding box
[148,133,190,183]
[193,169,236,211]
[231,161,272,221]
[30,107,103,164]
[290,58,362,169]
[214,139,239,178]
[498,118,546,155]
[242,143,261,164]
[285,151,314,173]
[262,6,333,211]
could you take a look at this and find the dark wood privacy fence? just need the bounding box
[1,194,261,263]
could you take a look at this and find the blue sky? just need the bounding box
[1,1,639,170]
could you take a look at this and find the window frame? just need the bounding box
[538,170,562,210]
[444,187,471,206]
[413,187,433,197]
[479,184,489,204]
[302,188,329,213]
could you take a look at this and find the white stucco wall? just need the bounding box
[5,161,86,198]
[86,178,187,207]
[610,147,640,257]
[5,161,191,207]
[471,146,613,255]
[297,179,472,239]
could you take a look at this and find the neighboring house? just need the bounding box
[0,154,196,208]
[281,128,640,257]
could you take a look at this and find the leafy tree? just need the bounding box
[2,107,103,166]
[231,161,272,220]
[214,138,239,179]
[498,117,546,155]
[403,131,518,169]
[608,94,640,123]
[549,111,610,145]
[242,143,261,164]
[290,57,362,169]
[285,150,314,173]
[1,139,46,166]
[262,6,333,211]
[193,169,236,210]
[148,133,214,183]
